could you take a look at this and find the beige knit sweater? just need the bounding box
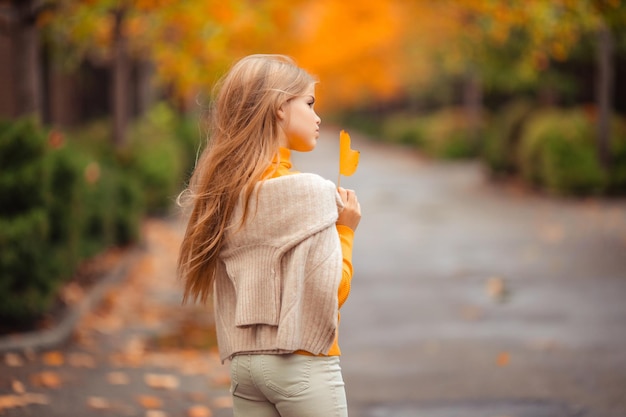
[214,173,345,362]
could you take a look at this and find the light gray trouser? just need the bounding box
[229,354,348,417]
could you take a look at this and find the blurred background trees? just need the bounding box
[1,0,625,324]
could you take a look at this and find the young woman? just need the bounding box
[177,54,361,417]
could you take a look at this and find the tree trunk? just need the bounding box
[111,8,129,147]
[596,21,614,170]
[463,69,483,149]
[13,0,42,120]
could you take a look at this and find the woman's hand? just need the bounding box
[337,187,361,231]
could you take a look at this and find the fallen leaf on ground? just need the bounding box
[42,351,64,366]
[486,276,508,301]
[137,395,162,409]
[11,380,25,394]
[213,396,233,408]
[30,371,62,388]
[0,393,49,410]
[526,339,562,352]
[496,352,510,367]
[538,223,565,244]
[460,305,484,321]
[107,371,130,385]
[210,373,231,387]
[87,396,110,410]
[4,353,23,367]
[68,352,96,368]
[146,410,169,417]
[187,405,212,417]
[144,373,180,390]
[61,282,84,305]
[187,392,206,402]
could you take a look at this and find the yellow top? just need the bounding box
[262,147,354,356]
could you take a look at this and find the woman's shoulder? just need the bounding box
[262,172,336,193]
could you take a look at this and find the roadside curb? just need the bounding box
[0,245,146,353]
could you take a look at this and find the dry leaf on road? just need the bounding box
[4,353,24,367]
[187,405,212,417]
[146,410,169,417]
[213,396,233,409]
[68,352,96,368]
[0,393,49,410]
[486,276,508,301]
[11,380,25,394]
[107,371,130,385]
[42,351,64,366]
[30,371,62,388]
[496,351,510,367]
[144,373,180,390]
[137,395,163,409]
[87,396,110,410]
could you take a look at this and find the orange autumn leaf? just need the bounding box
[137,395,163,409]
[339,130,359,177]
[496,351,510,367]
[86,396,110,410]
[187,405,212,417]
[30,371,62,388]
[144,373,180,390]
[42,351,64,366]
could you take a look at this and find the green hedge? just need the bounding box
[381,108,483,159]
[124,103,188,213]
[0,104,197,324]
[482,99,535,177]
[516,108,626,195]
[0,119,64,323]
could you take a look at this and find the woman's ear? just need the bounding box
[276,105,286,121]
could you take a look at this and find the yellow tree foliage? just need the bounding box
[44,0,624,111]
[285,0,410,110]
[45,0,303,102]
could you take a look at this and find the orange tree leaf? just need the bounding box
[339,130,359,177]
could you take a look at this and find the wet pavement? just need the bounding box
[2,128,626,416]
[293,130,626,417]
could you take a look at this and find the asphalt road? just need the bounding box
[294,128,626,417]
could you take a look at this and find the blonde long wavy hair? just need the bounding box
[177,54,317,304]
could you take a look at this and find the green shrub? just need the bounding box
[78,163,144,257]
[0,209,60,322]
[381,113,428,147]
[607,119,626,194]
[126,103,186,213]
[519,109,608,195]
[422,108,482,159]
[0,117,146,324]
[381,108,483,159]
[338,110,384,138]
[174,112,204,182]
[0,118,48,216]
[482,99,535,176]
[0,119,58,322]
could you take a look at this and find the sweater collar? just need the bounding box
[262,147,293,179]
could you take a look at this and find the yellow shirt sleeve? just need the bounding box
[336,224,354,309]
